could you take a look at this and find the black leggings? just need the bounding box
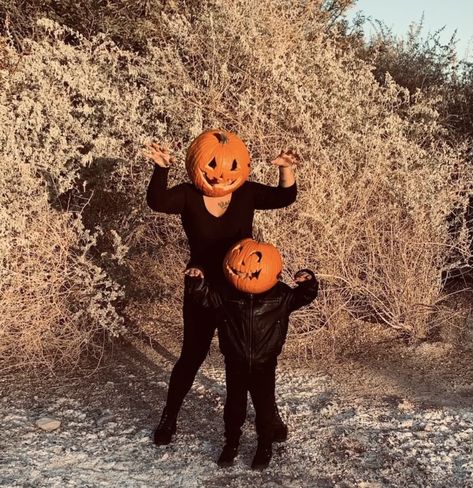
[165,293,218,415]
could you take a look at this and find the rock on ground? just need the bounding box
[35,417,61,432]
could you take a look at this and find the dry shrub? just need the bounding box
[0,162,125,372]
[0,0,164,52]
[352,18,473,141]
[1,0,472,369]
[137,1,471,350]
[0,33,138,371]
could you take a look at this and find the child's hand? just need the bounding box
[142,142,175,168]
[270,149,301,168]
[294,270,313,283]
[185,267,204,279]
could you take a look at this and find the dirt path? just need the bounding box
[2,337,473,487]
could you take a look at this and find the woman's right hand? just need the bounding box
[142,142,175,168]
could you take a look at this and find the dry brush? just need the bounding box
[1,0,471,370]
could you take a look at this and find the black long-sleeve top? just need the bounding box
[146,166,297,285]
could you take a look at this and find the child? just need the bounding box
[185,239,318,470]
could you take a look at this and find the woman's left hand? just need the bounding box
[294,270,313,283]
[270,149,301,168]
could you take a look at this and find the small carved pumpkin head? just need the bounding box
[223,238,283,294]
[185,129,251,197]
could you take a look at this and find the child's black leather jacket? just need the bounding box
[186,270,318,367]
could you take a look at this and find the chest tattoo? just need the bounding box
[218,200,230,210]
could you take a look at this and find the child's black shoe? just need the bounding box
[153,407,177,445]
[251,440,272,470]
[217,442,239,467]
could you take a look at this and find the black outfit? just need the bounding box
[187,270,318,443]
[146,166,297,416]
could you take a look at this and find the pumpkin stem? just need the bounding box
[214,131,229,144]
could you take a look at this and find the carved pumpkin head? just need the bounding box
[185,129,251,197]
[223,238,283,294]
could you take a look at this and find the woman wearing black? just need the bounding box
[144,130,299,445]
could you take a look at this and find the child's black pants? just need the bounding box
[223,359,277,443]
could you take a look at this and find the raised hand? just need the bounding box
[142,142,175,168]
[294,270,313,283]
[270,149,301,168]
[184,267,204,279]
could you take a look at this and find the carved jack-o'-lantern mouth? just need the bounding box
[199,170,239,189]
[225,263,262,280]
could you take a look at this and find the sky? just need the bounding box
[346,0,473,61]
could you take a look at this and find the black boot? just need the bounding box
[251,439,272,470]
[217,441,239,467]
[217,430,240,467]
[273,402,288,442]
[153,407,177,445]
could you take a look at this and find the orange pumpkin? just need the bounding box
[185,129,251,197]
[223,238,283,294]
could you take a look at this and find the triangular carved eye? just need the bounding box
[208,158,217,169]
[253,251,263,262]
[233,244,243,254]
[231,159,238,171]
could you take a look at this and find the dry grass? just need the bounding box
[1,0,472,371]
[0,165,126,373]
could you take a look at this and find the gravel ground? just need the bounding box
[2,337,473,488]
